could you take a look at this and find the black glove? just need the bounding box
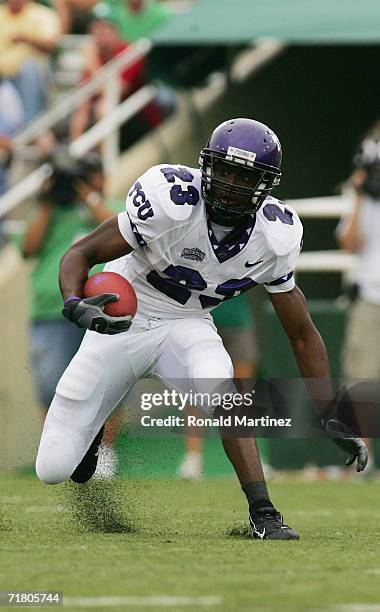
[62,294,132,335]
[322,417,368,472]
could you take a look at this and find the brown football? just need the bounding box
[84,272,137,318]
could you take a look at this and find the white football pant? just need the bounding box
[35,314,233,484]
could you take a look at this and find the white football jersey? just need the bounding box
[105,164,303,318]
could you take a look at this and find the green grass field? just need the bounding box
[1,474,380,612]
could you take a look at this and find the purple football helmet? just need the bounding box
[199,118,282,226]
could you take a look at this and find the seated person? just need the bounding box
[69,6,162,147]
[0,77,24,197]
[0,0,61,122]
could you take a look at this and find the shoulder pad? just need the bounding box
[257,197,303,257]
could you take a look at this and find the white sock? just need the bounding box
[94,444,118,479]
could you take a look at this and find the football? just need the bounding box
[83,271,137,318]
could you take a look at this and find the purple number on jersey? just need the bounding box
[169,184,199,206]
[200,277,258,308]
[263,202,293,225]
[147,264,258,308]
[160,167,194,183]
[146,265,207,305]
[215,277,258,297]
[160,166,200,207]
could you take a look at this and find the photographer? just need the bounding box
[337,120,380,475]
[18,151,121,476]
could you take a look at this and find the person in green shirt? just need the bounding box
[18,151,122,477]
[106,0,172,42]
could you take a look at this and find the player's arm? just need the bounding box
[269,285,329,378]
[60,216,134,335]
[269,285,368,471]
[59,216,132,300]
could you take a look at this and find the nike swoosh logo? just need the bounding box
[245,260,263,268]
[252,525,266,539]
[250,518,266,539]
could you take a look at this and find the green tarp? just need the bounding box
[153,0,380,45]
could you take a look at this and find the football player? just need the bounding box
[35,118,368,540]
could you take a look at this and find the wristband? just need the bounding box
[64,295,82,306]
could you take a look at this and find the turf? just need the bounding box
[0,475,380,612]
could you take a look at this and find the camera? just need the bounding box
[42,149,103,206]
[353,136,380,200]
[362,161,380,200]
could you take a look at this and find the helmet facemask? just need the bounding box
[200,149,281,227]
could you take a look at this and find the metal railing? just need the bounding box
[287,194,351,218]
[13,38,152,148]
[0,39,153,220]
[70,84,157,171]
[0,85,157,220]
[296,250,356,273]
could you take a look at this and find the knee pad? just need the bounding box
[56,349,106,402]
[36,432,78,484]
[54,350,108,428]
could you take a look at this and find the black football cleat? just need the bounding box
[70,427,104,484]
[249,507,299,540]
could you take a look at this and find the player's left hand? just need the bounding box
[62,294,132,335]
[323,418,369,472]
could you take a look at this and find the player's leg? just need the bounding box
[36,318,154,484]
[155,317,299,540]
[178,323,258,480]
[217,327,274,478]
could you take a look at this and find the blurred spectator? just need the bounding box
[15,150,121,477]
[178,294,264,480]
[212,295,258,381]
[0,0,61,122]
[337,119,380,476]
[105,0,172,43]
[0,77,24,196]
[103,0,176,123]
[52,0,97,34]
[69,6,163,148]
[0,77,24,248]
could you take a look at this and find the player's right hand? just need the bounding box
[62,294,132,335]
[322,418,369,472]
